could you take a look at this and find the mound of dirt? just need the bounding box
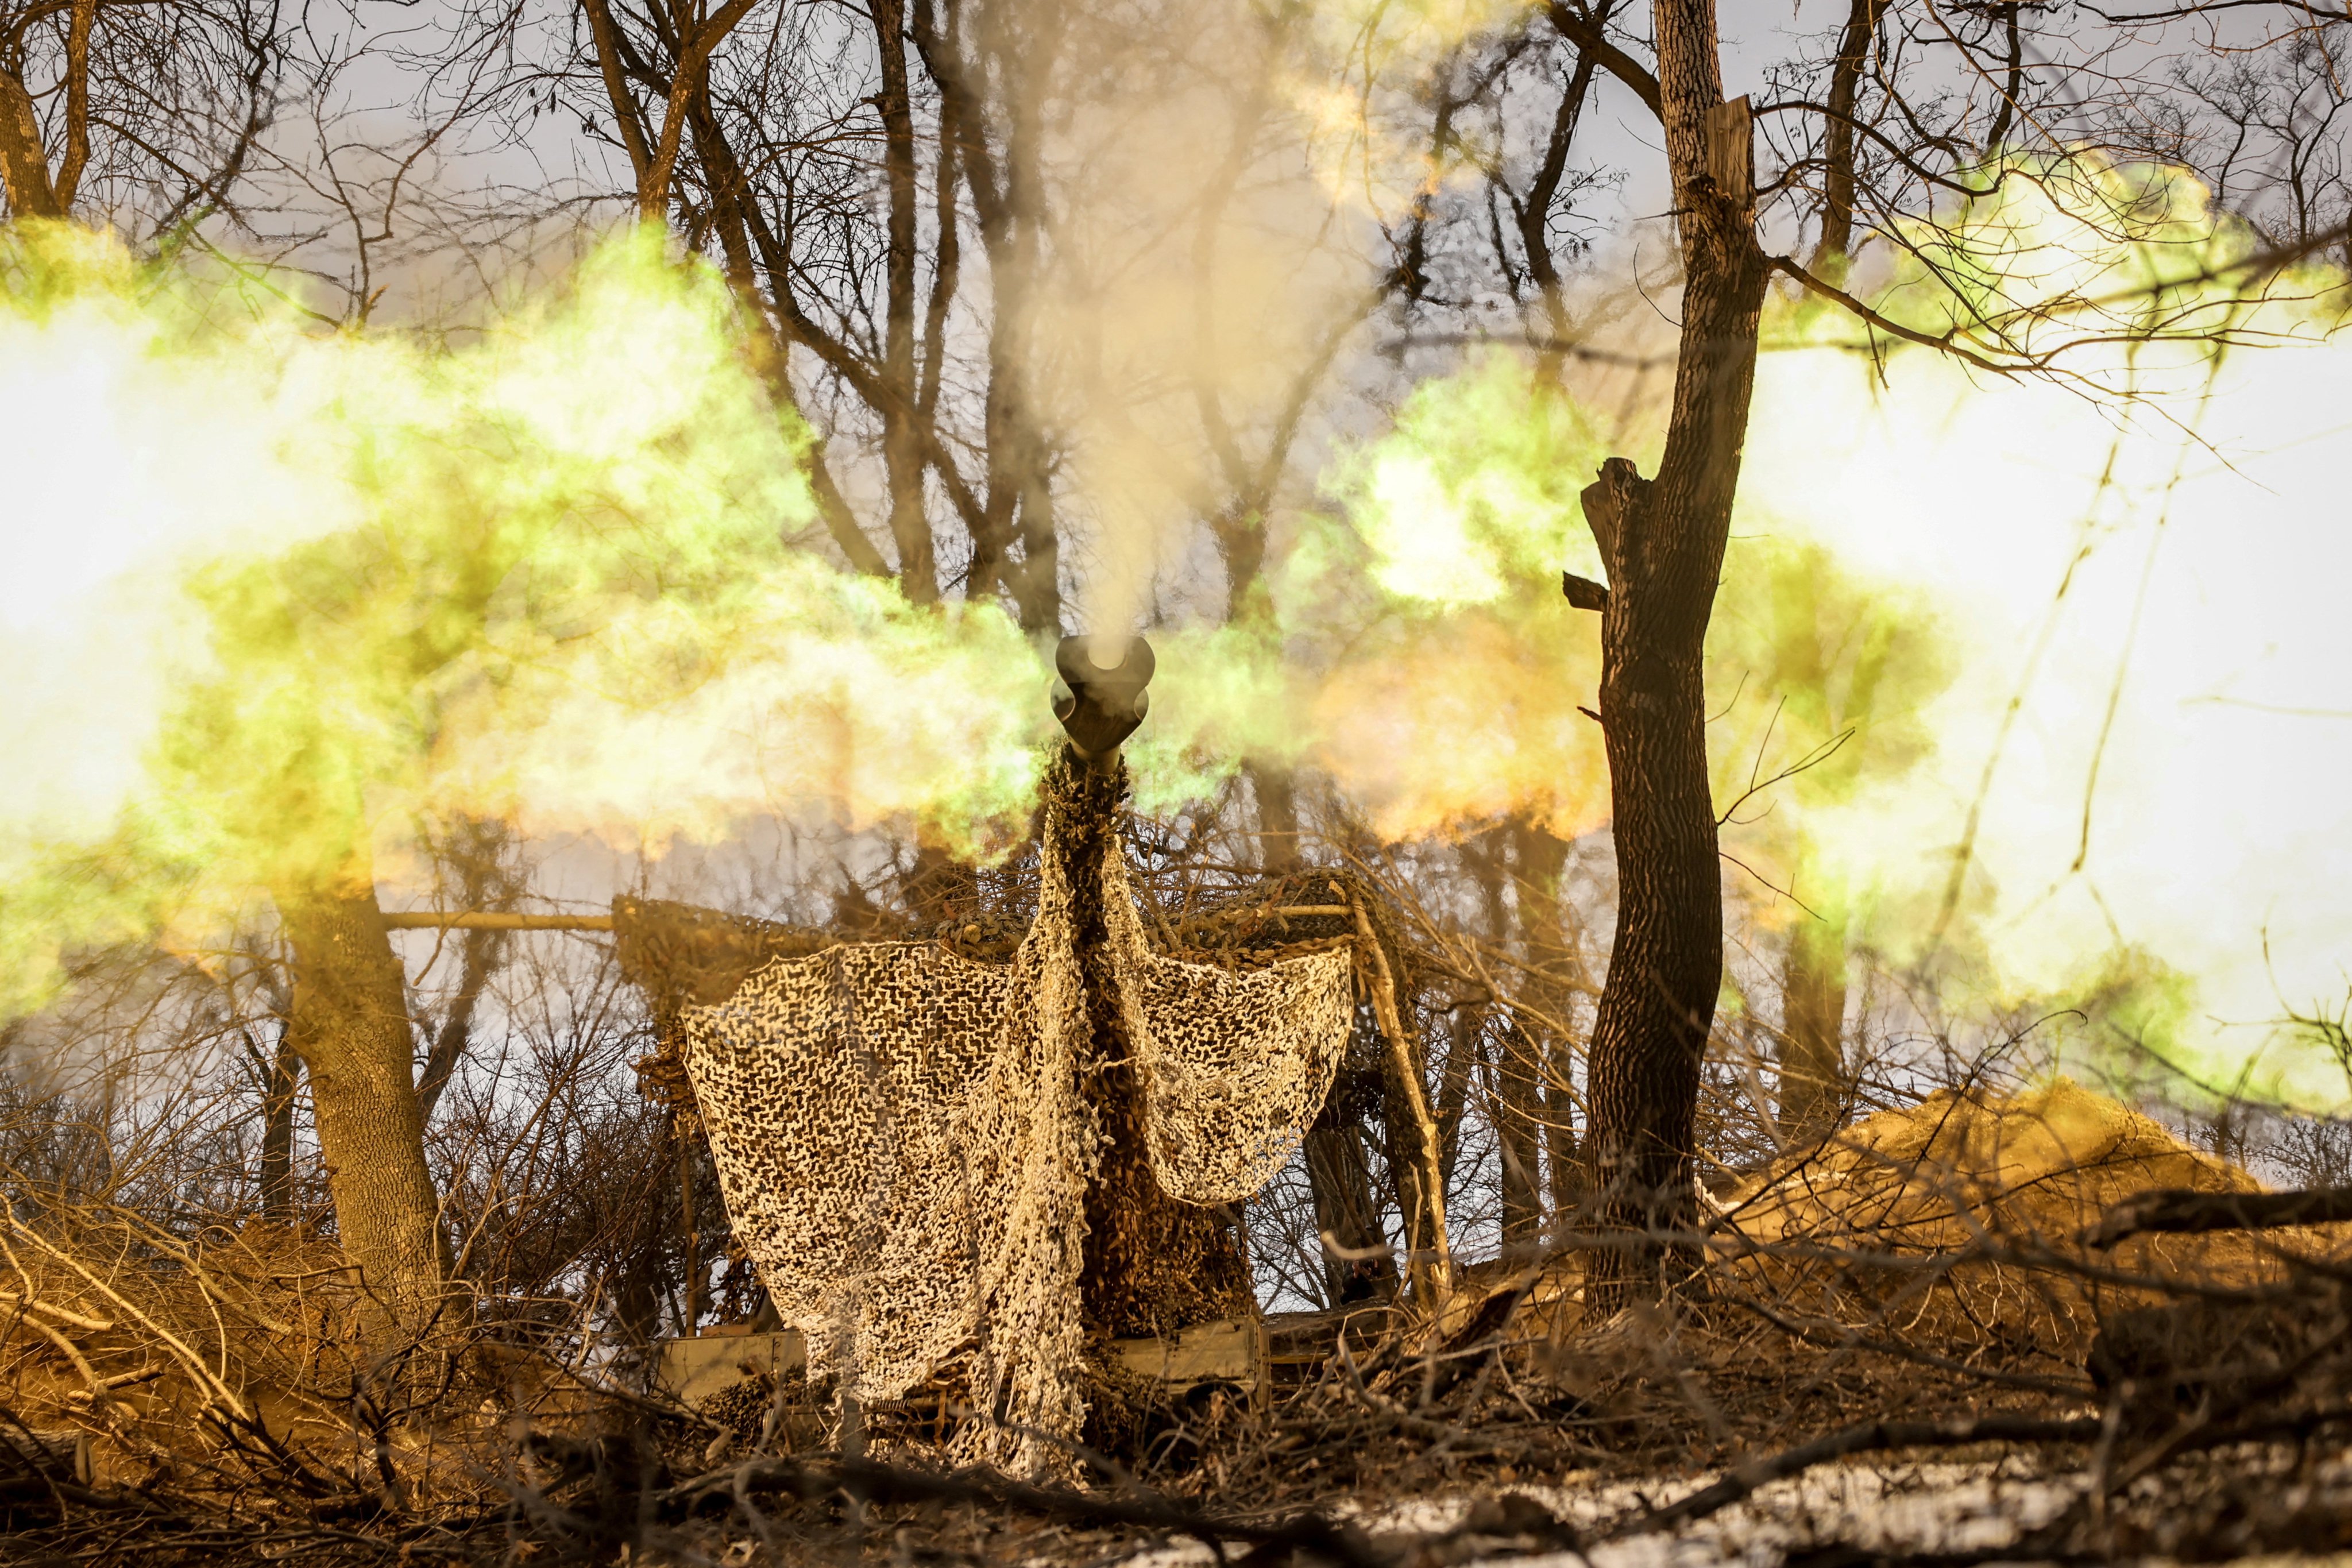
[1713,1078,2321,1368]
[1725,1077,2258,1251]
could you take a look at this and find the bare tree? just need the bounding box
[274,880,450,1335]
[0,0,288,231]
[1382,0,2352,1300]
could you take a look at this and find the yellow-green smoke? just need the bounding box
[1706,535,1957,953]
[1127,353,1614,840]
[0,225,1045,1021]
[5,149,2351,1114]
[1736,162,2352,1105]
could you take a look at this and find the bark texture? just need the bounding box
[1577,0,1768,1303]
[278,884,449,1338]
[0,68,61,218]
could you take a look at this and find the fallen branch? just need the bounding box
[1353,900,1453,1307]
[14,1312,120,1413]
[668,1453,1392,1567]
[2085,1186,2352,1247]
[2,1220,253,1422]
[0,1287,114,1333]
[1616,1413,2104,1537]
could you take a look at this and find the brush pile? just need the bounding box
[7,1065,2352,1565]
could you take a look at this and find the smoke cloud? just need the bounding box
[3,127,2350,1112]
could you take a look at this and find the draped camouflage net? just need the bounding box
[619,758,1354,1477]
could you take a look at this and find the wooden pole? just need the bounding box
[678,1116,702,1332]
[1351,902,1453,1312]
[380,912,615,931]
[381,906,1353,934]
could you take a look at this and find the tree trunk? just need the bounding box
[1302,1115,1392,1304]
[0,69,62,218]
[1251,757,1394,1300]
[1512,821,1583,1222]
[1523,9,1605,383]
[1545,1028,1580,1221]
[1249,760,1300,872]
[1494,1016,1546,1249]
[923,0,1065,634]
[609,1172,671,1360]
[1778,911,1849,1140]
[258,1029,301,1223]
[683,90,895,580]
[1465,831,1541,1245]
[1368,940,1450,1309]
[868,0,940,604]
[1815,0,1887,272]
[677,1119,704,1331]
[415,922,501,1122]
[1576,0,1767,1308]
[988,0,1064,638]
[1380,1072,1442,1305]
[277,882,449,1339]
[1436,1005,1477,1195]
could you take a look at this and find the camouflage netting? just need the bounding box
[615,755,1354,1477]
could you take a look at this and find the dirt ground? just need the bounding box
[10,1082,2352,1565]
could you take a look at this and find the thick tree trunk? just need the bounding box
[0,69,62,219]
[277,882,449,1338]
[1577,0,1767,1307]
[1778,912,1849,1139]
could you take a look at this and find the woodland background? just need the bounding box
[2,0,2352,1562]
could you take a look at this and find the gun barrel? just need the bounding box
[1052,635,1155,758]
